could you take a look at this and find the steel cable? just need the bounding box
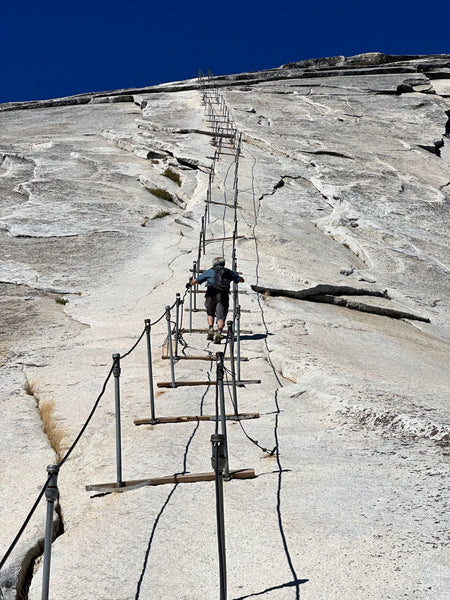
[0,474,51,571]
[120,327,146,360]
[1,363,114,571]
[1,285,188,571]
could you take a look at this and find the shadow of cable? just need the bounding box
[233,578,309,599]
[135,385,210,599]
[240,333,272,341]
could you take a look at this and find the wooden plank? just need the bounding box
[184,308,251,313]
[194,289,249,295]
[134,412,260,425]
[180,328,253,334]
[162,355,249,361]
[86,468,256,493]
[156,379,261,388]
[204,235,246,243]
[189,269,243,274]
[206,201,242,208]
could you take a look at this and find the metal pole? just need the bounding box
[226,321,238,416]
[112,353,123,487]
[175,293,181,358]
[197,229,202,274]
[145,320,157,424]
[211,433,227,600]
[216,353,230,480]
[193,261,198,311]
[236,305,242,384]
[41,465,59,600]
[232,250,239,323]
[207,171,213,224]
[189,283,193,333]
[165,306,176,388]
[202,215,206,255]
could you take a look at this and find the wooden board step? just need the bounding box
[162,355,249,361]
[180,328,253,334]
[86,469,256,493]
[204,235,246,243]
[185,308,251,313]
[134,412,260,425]
[157,379,261,388]
[206,200,242,208]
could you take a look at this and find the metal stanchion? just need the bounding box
[236,305,242,384]
[145,319,157,424]
[189,283,193,333]
[165,306,176,388]
[112,353,123,487]
[216,353,230,480]
[211,433,227,600]
[175,293,181,358]
[202,215,206,255]
[197,229,203,274]
[41,465,59,600]
[232,249,239,323]
[193,260,198,312]
[226,321,238,416]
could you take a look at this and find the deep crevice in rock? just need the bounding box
[15,505,64,600]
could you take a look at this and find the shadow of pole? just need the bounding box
[233,578,309,599]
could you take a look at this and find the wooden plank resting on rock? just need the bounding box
[251,283,388,299]
[251,284,430,323]
[309,294,430,322]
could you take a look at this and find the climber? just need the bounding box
[186,256,244,343]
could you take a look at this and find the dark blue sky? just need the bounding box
[1,0,448,104]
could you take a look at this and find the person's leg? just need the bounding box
[205,295,217,340]
[214,294,229,343]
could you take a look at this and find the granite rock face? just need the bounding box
[0,53,449,600]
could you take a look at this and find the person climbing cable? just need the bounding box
[186,256,244,343]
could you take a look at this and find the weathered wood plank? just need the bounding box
[184,308,251,313]
[134,412,260,425]
[156,379,261,388]
[180,328,253,334]
[161,355,249,361]
[86,469,256,493]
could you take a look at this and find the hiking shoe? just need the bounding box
[214,332,222,344]
[207,328,214,341]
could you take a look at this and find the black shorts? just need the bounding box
[205,292,229,321]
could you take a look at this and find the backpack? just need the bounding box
[212,266,231,292]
